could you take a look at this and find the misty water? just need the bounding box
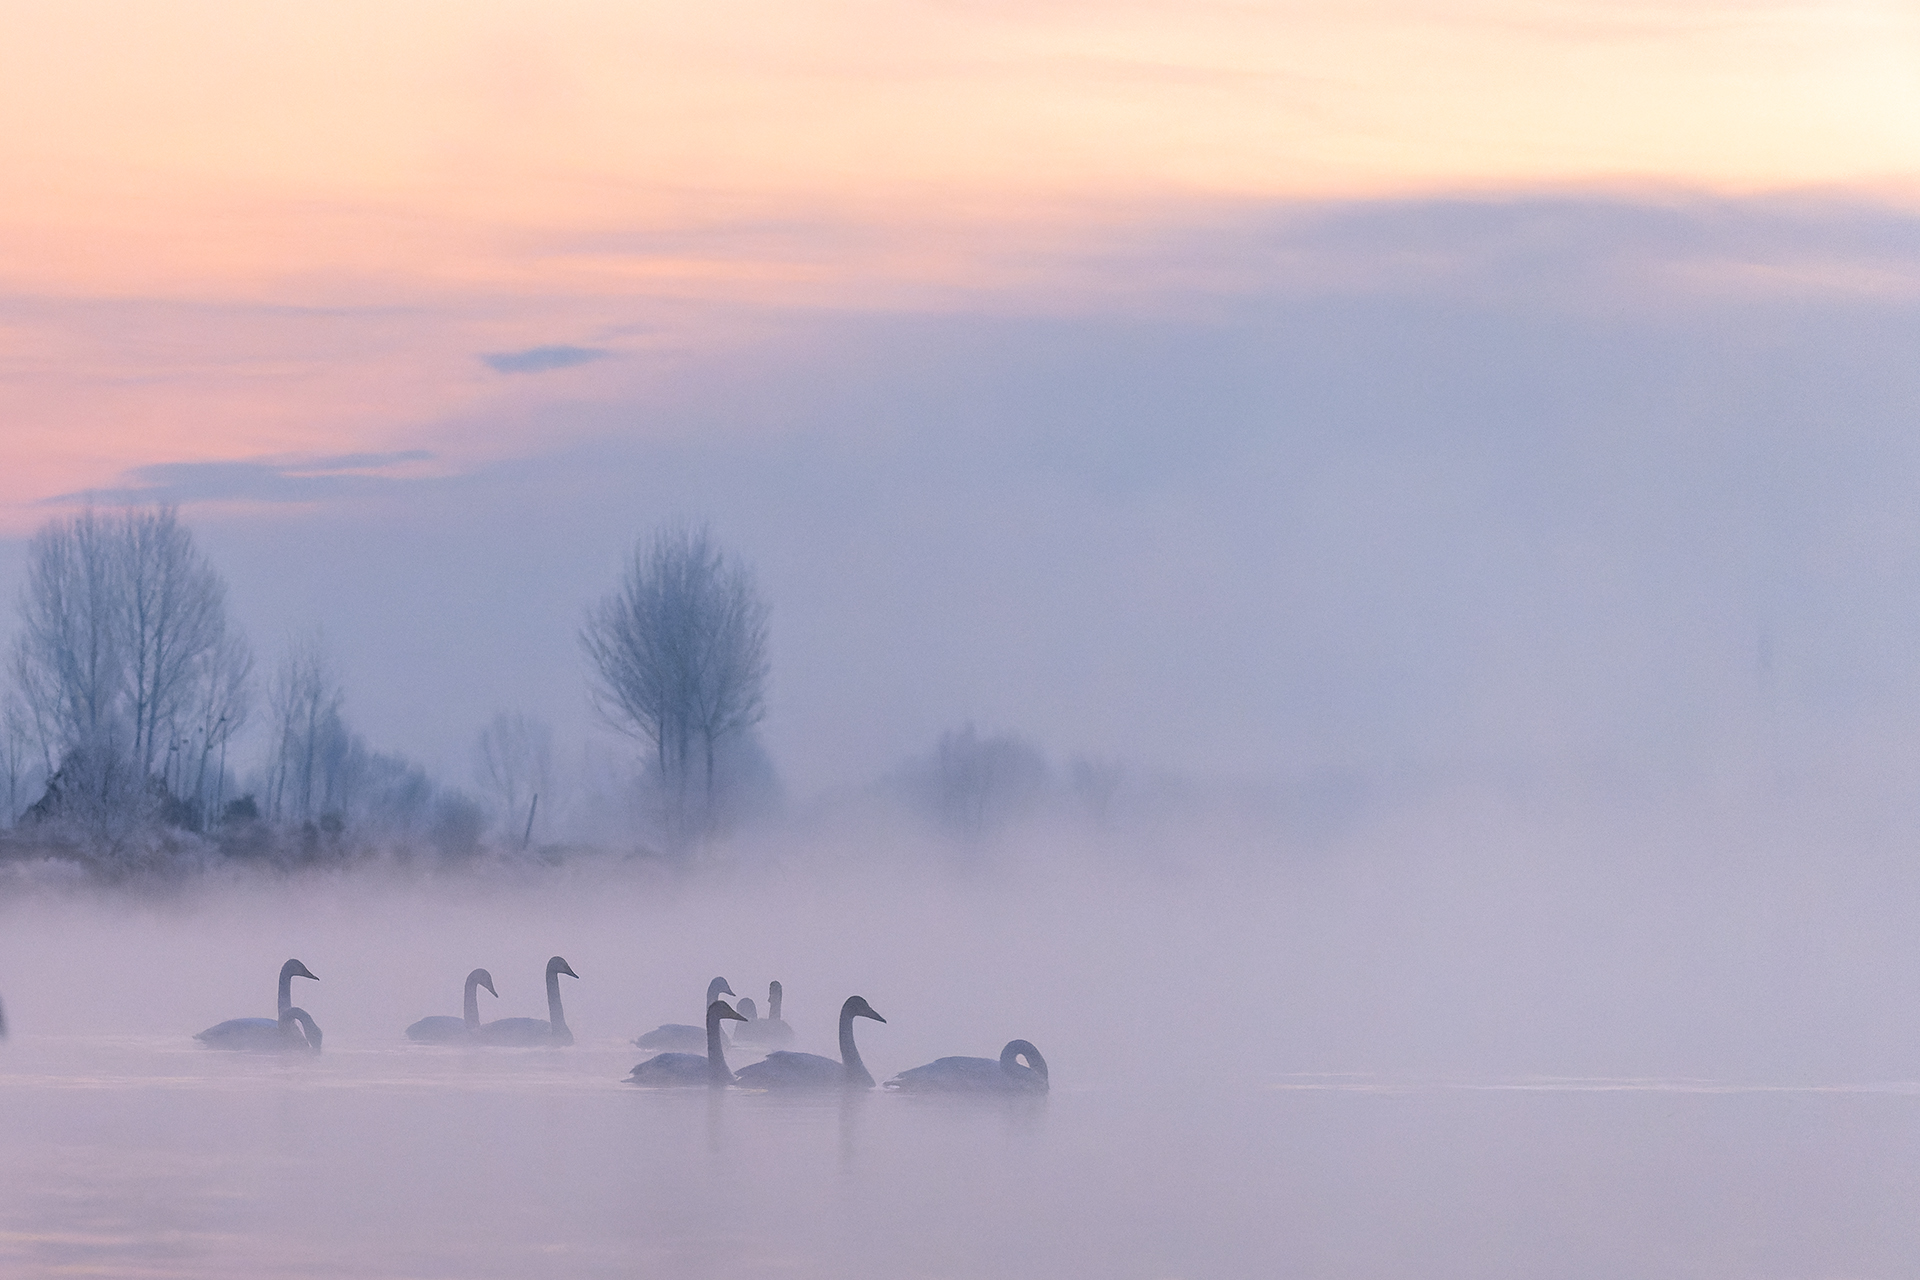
[4,814,1920,1279]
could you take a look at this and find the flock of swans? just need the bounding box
[184,957,1050,1094]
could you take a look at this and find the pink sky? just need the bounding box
[3,0,1917,526]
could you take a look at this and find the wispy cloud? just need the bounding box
[56,451,439,506]
[480,345,610,374]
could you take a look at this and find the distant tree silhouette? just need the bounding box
[9,505,249,836]
[581,524,769,846]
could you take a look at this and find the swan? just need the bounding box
[194,1006,323,1053]
[281,1007,324,1053]
[731,980,796,1047]
[195,958,318,1050]
[473,956,578,1046]
[885,1039,1048,1093]
[406,968,498,1042]
[733,996,884,1090]
[625,1000,747,1087]
[634,977,735,1052]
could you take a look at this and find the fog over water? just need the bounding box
[6,795,1920,1277]
[7,194,1920,1276]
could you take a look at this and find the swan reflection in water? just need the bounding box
[626,999,747,1087]
[886,1040,1049,1094]
[406,968,498,1043]
[733,996,885,1090]
[195,959,318,1051]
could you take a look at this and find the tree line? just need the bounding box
[2,508,773,867]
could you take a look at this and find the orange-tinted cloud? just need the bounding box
[3,0,1917,522]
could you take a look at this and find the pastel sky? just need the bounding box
[5,0,1918,514]
[4,1,1920,802]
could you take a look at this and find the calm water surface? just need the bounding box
[4,1034,1919,1279]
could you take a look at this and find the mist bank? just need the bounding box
[2,771,1917,1088]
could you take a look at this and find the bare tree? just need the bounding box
[0,693,44,827]
[120,507,228,781]
[182,631,253,829]
[473,711,552,838]
[266,632,347,825]
[921,724,1050,839]
[10,504,248,832]
[12,507,125,763]
[581,524,770,842]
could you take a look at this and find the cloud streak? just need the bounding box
[480,345,610,374]
[60,451,440,506]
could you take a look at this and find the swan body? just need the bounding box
[196,1006,322,1053]
[885,1039,1049,1093]
[474,957,577,1046]
[195,958,317,1050]
[635,977,735,1051]
[731,980,796,1047]
[406,968,498,1042]
[733,995,884,1090]
[626,1000,747,1087]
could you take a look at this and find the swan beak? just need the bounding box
[868,1010,887,1023]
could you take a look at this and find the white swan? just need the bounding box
[733,996,885,1090]
[473,956,577,1046]
[625,1000,747,1087]
[634,977,735,1052]
[196,959,318,1050]
[406,968,499,1042]
[885,1039,1048,1093]
[731,980,796,1047]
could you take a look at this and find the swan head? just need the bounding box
[470,969,498,998]
[768,980,782,1000]
[1000,1039,1047,1084]
[706,976,734,1003]
[281,959,318,983]
[547,957,578,980]
[842,996,885,1024]
[736,997,758,1021]
[709,999,748,1024]
[286,1007,323,1053]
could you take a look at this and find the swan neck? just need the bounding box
[463,976,480,1028]
[546,969,568,1035]
[768,985,782,1019]
[278,968,293,1017]
[706,1006,733,1084]
[838,1007,872,1087]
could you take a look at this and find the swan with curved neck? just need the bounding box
[885,1039,1049,1093]
[625,1000,748,1087]
[634,977,735,1052]
[196,959,318,1050]
[732,996,884,1090]
[406,969,499,1042]
[283,1007,324,1054]
[732,980,796,1047]
[473,957,577,1046]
